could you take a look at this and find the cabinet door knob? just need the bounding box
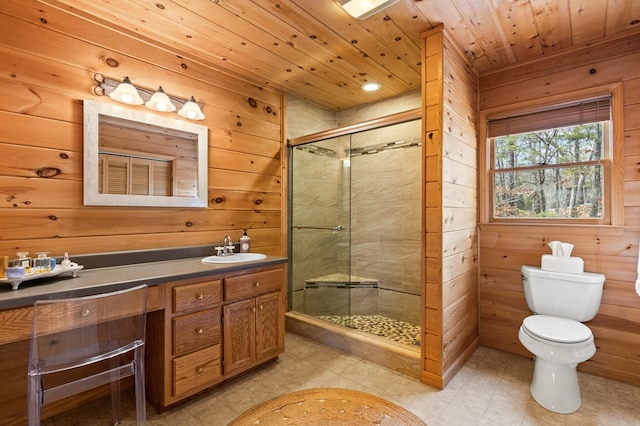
[251,307,256,313]
[196,293,204,300]
[196,327,204,334]
[196,366,204,374]
[254,281,260,287]
[259,304,264,310]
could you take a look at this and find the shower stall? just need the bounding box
[288,113,422,353]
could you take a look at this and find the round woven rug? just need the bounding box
[229,387,426,425]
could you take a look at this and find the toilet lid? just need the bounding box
[523,315,592,343]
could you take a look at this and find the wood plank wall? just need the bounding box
[478,33,640,386]
[0,1,286,261]
[421,25,479,389]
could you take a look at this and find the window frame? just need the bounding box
[479,84,624,225]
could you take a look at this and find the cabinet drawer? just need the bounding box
[173,308,221,356]
[224,268,283,302]
[173,279,221,314]
[173,344,222,397]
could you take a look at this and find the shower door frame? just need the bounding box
[289,109,421,146]
[287,108,422,316]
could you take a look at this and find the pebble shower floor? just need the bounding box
[317,314,421,347]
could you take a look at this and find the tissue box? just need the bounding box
[541,254,584,273]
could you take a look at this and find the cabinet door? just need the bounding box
[223,298,256,375]
[256,292,282,362]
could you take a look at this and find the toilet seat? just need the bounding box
[522,315,592,344]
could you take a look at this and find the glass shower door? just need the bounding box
[289,135,351,321]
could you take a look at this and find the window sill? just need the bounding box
[478,222,625,236]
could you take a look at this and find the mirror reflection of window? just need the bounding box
[98,115,197,198]
[98,153,173,196]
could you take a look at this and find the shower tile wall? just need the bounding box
[337,90,422,127]
[286,95,337,140]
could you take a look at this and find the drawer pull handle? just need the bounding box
[196,366,204,374]
[254,281,260,287]
[259,304,264,310]
[196,327,204,334]
[81,309,90,317]
[197,293,204,300]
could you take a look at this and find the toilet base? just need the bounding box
[530,356,581,414]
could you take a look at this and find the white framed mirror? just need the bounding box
[83,99,208,208]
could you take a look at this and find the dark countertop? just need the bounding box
[0,255,287,311]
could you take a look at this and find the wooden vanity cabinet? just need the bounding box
[223,268,284,376]
[146,276,223,410]
[146,265,285,412]
[223,267,285,376]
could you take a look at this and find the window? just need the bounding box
[486,97,612,223]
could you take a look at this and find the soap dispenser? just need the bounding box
[240,230,250,253]
[61,252,71,270]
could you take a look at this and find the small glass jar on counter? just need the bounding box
[34,252,52,273]
[15,251,32,274]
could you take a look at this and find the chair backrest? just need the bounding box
[28,284,147,391]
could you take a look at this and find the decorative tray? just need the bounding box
[1,264,84,290]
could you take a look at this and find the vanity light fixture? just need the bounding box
[361,82,381,92]
[108,76,143,105]
[93,73,205,120]
[338,0,399,20]
[178,96,205,121]
[145,86,176,112]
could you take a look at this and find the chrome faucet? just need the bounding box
[214,235,235,256]
[223,235,234,255]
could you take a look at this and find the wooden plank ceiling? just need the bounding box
[40,0,640,111]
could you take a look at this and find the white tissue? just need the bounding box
[561,243,574,257]
[548,240,573,257]
[548,241,561,256]
[542,240,583,273]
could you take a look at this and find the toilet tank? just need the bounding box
[521,265,606,322]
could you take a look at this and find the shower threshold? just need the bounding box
[285,311,420,378]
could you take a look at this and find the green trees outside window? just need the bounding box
[491,123,605,219]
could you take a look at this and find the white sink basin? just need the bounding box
[201,253,267,264]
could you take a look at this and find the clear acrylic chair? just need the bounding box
[28,284,148,425]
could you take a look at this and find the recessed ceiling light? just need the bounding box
[361,82,381,92]
[338,0,400,20]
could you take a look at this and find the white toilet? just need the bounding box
[518,265,606,414]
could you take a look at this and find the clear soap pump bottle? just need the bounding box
[240,230,250,253]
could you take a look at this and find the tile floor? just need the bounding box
[44,332,640,425]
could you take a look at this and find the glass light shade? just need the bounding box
[339,0,399,20]
[108,77,143,105]
[145,86,176,112]
[178,97,205,120]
